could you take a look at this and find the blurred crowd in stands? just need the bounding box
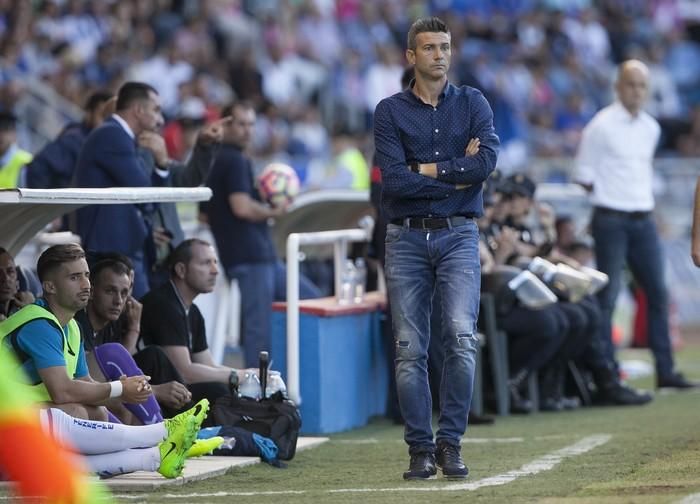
[2,0,700,187]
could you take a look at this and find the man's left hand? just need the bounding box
[152,226,173,248]
[124,296,142,333]
[197,116,233,145]
[138,132,170,167]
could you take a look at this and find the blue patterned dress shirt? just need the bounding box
[373,81,499,220]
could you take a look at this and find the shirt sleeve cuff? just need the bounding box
[155,166,169,178]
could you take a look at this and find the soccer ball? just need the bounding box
[258,162,300,208]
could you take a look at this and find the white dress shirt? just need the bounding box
[574,101,661,211]
[111,113,136,140]
[111,113,168,178]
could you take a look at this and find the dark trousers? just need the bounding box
[498,304,568,375]
[228,261,321,368]
[592,209,674,377]
[553,300,596,364]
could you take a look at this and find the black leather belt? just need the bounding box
[390,216,473,230]
[594,207,651,219]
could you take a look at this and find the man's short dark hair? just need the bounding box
[90,259,131,286]
[84,90,113,112]
[116,82,158,111]
[407,16,450,51]
[220,101,254,119]
[86,250,134,273]
[37,243,85,283]
[167,238,211,275]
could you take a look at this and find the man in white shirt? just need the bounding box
[575,59,696,390]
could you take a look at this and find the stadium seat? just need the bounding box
[479,293,511,416]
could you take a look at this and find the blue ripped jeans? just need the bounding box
[384,220,480,454]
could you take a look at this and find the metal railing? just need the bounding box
[16,77,83,154]
[285,223,373,404]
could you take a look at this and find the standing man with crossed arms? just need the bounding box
[373,16,499,480]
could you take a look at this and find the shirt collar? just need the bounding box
[111,113,135,139]
[612,101,642,122]
[402,79,452,104]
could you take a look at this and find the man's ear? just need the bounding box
[174,262,186,280]
[406,48,415,65]
[42,280,56,295]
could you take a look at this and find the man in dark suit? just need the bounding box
[75,82,167,298]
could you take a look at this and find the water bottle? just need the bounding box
[265,370,288,398]
[354,257,366,303]
[238,371,261,400]
[338,259,357,305]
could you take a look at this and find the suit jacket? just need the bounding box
[26,122,92,189]
[74,117,164,257]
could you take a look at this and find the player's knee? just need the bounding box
[55,402,89,419]
[84,405,110,422]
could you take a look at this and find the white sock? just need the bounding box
[86,447,160,477]
[39,408,167,455]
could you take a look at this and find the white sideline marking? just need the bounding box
[107,434,611,499]
[678,493,700,504]
[462,437,524,444]
[335,437,525,445]
[331,434,612,493]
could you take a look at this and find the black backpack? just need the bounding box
[212,392,302,461]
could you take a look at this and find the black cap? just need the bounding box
[507,173,536,199]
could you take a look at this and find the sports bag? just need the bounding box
[213,352,302,461]
[212,392,302,460]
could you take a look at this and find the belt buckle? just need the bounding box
[421,217,431,229]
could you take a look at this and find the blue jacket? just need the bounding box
[26,122,90,189]
[74,117,164,257]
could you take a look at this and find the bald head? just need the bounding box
[615,59,650,115]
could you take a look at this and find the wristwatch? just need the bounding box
[409,161,421,174]
[229,369,239,393]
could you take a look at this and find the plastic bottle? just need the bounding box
[354,257,366,303]
[265,370,288,398]
[238,371,261,400]
[338,259,357,305]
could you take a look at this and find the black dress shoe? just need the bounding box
[403,452,437,480]
[436,442,469,479]
[657,372,699,389]
[598,382,653,406]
